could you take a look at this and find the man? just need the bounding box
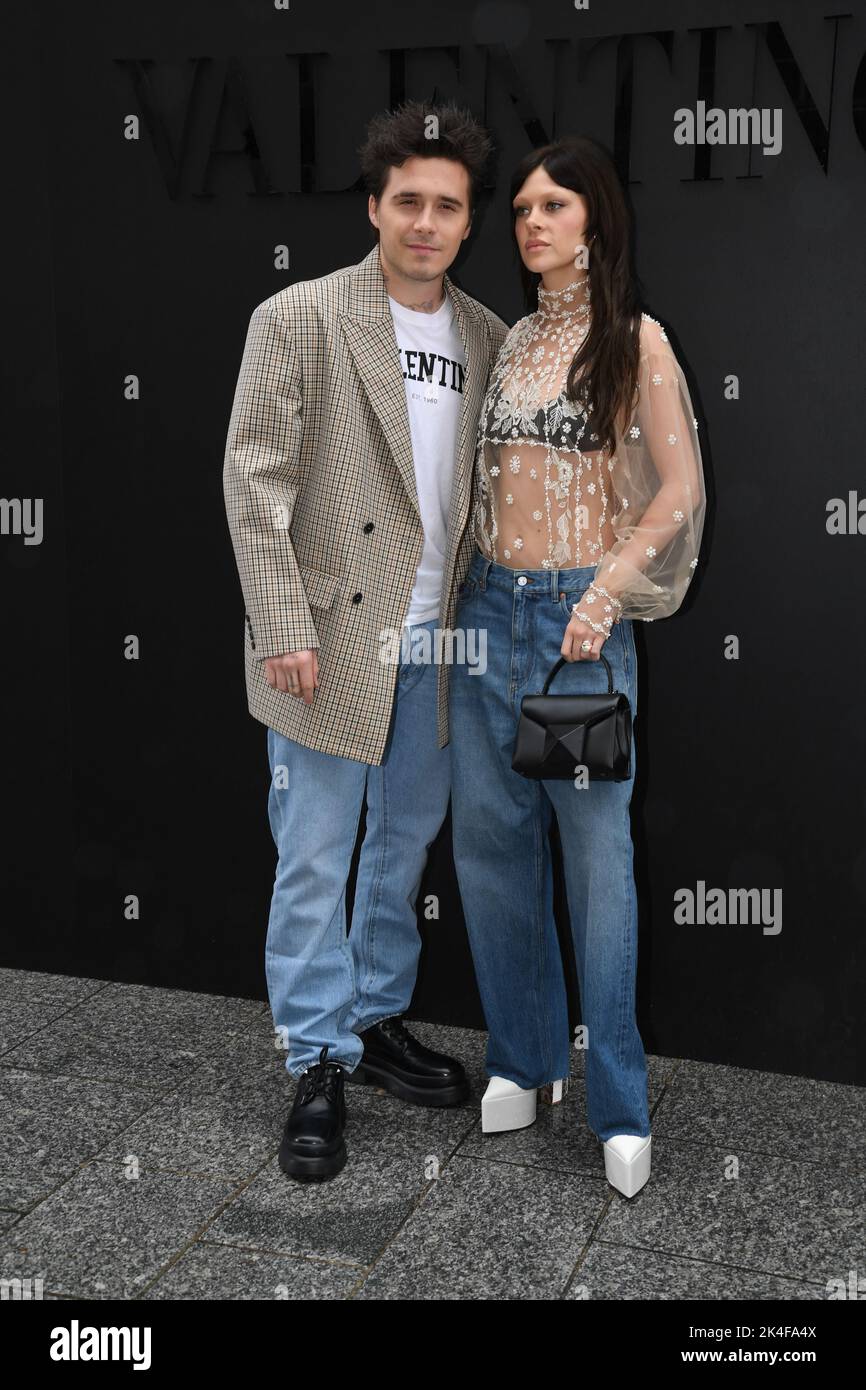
[223,100,508,1181]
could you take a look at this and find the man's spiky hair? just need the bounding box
[358,99,493,215]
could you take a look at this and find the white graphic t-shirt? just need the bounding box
[388,293,466,629]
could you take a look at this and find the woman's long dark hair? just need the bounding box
[509,136,645,453]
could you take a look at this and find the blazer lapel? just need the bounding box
[340,247,420,515]
[442,276,489,542]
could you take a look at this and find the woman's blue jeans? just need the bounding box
[448,549,650,1142]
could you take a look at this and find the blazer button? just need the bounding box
[352,592,363,603]
[363,521,375,533]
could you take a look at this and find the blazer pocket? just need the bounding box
[300,564,344,610]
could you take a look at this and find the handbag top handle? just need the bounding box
[541,652,615,695]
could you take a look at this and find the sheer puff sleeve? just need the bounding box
[573,314,706,637]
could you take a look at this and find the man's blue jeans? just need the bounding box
[264,617,449,1079]
[448,551,650,1143]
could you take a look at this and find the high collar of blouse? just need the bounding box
[535,276,591,321]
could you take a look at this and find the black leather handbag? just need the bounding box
[511,653,632,781]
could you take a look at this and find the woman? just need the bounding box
[449,136,706,1198]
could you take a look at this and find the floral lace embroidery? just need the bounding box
[470,283,707,633]
[472,276,612,573]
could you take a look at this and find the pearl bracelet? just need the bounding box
[592,582,623,612]
[572,603,612,637]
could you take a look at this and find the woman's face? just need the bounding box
[512,165,591,284]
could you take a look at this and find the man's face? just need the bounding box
[369,156,472,283]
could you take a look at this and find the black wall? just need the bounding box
[3,0,865,1084]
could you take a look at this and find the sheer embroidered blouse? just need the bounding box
[471,276,706,636]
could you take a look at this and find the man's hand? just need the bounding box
[263,649,319,703]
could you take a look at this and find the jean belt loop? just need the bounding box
[480,556,492,590]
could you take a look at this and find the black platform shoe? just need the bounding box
[278,1044,347,1181]
[349,1016,470,1107]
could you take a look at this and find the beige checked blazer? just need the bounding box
[223,245,509,765]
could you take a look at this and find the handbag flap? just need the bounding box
[519,694,620,728]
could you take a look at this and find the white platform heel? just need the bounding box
[603,1134,652,1197]
[481,1076,570,1133]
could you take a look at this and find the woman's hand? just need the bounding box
[560,606,610,662]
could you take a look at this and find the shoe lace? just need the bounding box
[299,1044,342,1104]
